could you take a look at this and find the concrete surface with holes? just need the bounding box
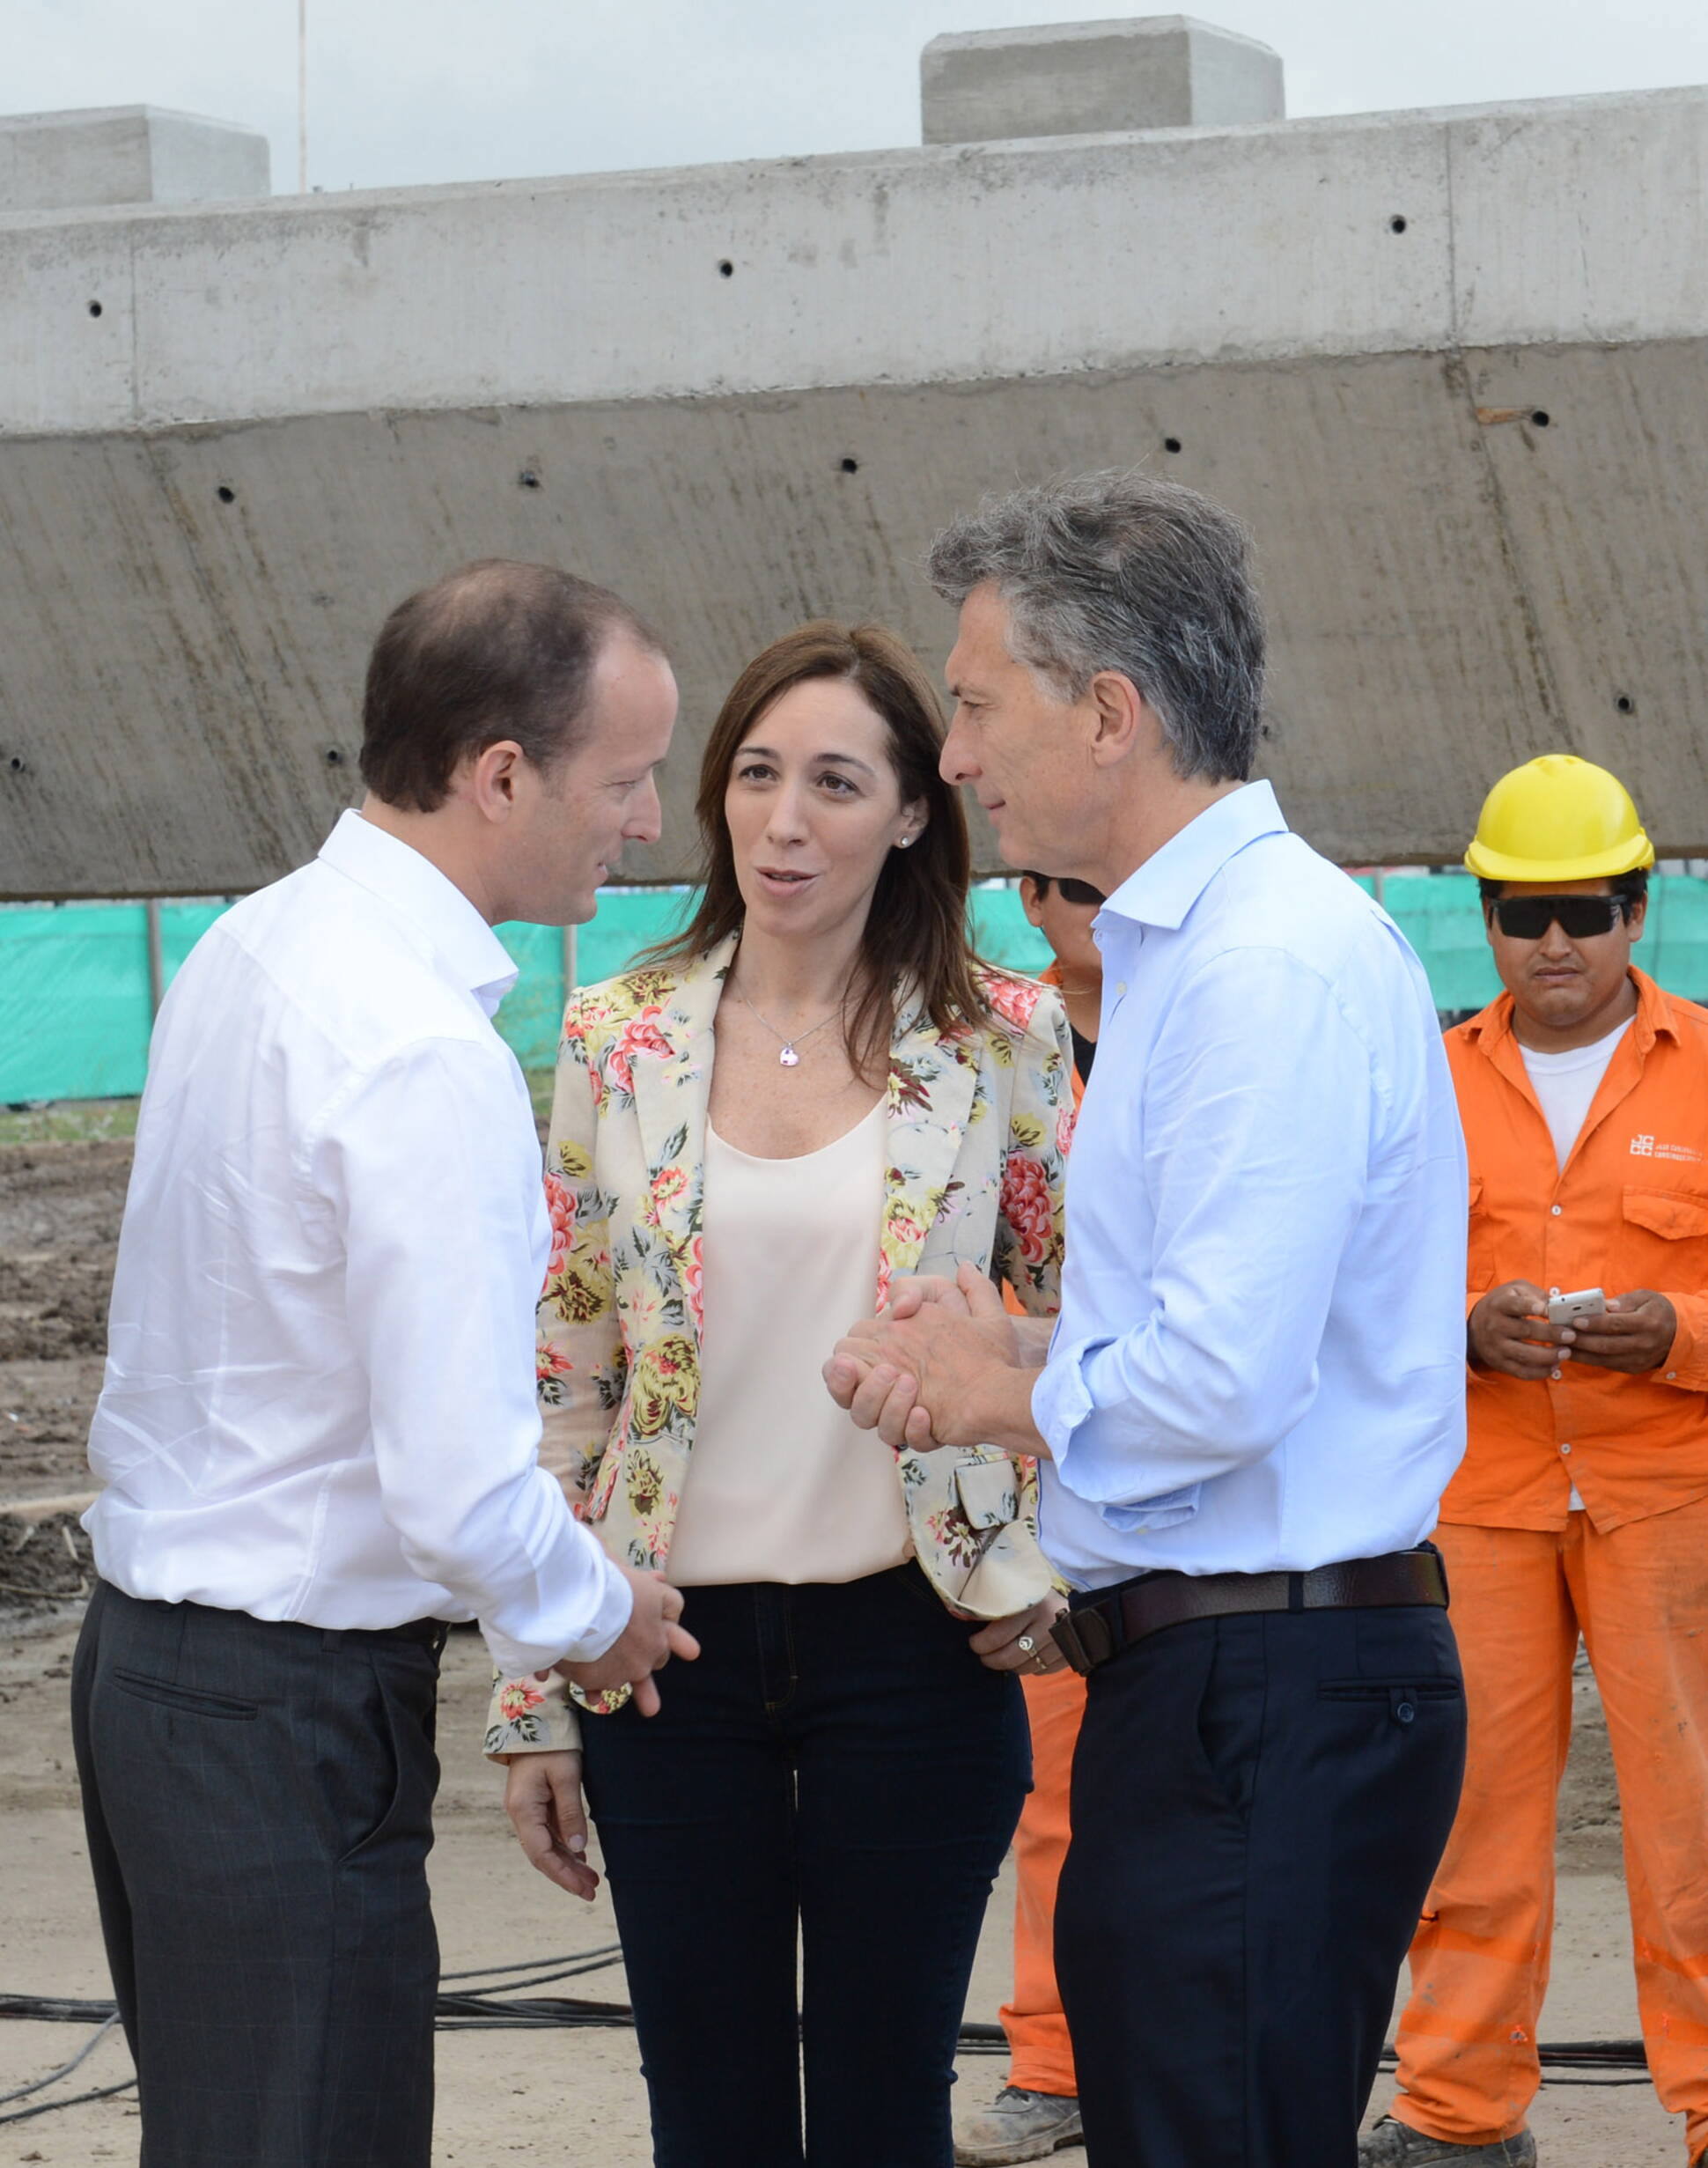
[3,18,1708,894]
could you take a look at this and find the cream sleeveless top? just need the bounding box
[666,1099,913,1586]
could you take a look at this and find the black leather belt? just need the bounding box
[320,1616,451,1651]
[1050,1546,1448,1678]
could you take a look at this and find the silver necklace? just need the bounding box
[732,986,841,1067]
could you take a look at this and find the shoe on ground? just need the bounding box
[1359,2115,1537,2165]
[954,2084,1084,2165]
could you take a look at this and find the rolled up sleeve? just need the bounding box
[1660,1292,1708,1394]
[1035,948,1375,1522]
[318,1036,632,1678]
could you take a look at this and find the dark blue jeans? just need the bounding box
[579,1564,1031,2168]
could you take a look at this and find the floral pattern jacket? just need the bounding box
[485,933,1073,1756]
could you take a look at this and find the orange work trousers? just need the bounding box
[1000,1663,1087,2097]
[1394,1503,1708,2153]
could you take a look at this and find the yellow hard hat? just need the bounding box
[1464,754,1655,883]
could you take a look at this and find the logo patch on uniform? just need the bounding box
[1631,1134,1703,1165]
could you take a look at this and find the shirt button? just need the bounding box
[1668,1371,1678,1381]
[1115,981,1128,996]
[1550,1205,1563,1216]
[1560,1442,1572,1456]
[1550,1368,1562,1381]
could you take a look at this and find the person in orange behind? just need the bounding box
[1365,756,1708,2168]
[956,873,1101,2168]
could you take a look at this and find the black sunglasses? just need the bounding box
[1488,894,1628,942]
[1036,877,1107,908]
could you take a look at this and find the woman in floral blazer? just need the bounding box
[490,621,1072,2168]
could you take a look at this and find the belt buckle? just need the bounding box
[1051,1601,1116,1676]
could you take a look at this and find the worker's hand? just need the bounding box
[554,1566,698,1717]
[969,1593,1071,1675]
[1468,1280,1576,1379]
[1564,1290,1678,1375]
[503,1750,599,1899]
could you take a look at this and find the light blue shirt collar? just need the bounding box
[318,809,519,1017]
[1100,780,1289,934]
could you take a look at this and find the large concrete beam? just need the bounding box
[1,58,1705,895]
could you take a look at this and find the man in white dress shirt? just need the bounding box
[73,560,691,2167]
[828,476,1470,2167]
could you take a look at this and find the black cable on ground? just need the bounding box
[0,2010,118,2106]
[440,1943,622,1983]
[0,1964,1660,2126]
[0,2076,138,2127]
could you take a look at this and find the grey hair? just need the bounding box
[925,470,1266,783]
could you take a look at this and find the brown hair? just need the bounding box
[359,558,663,812]
[652,621,988,1081]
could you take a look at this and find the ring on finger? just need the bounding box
[1016,1633,1036,1655]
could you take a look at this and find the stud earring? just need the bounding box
[897,835,915,849]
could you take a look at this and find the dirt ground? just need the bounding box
[0,1134,1692,2163]
[0,1139,123,1505]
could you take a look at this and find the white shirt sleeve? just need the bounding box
[313,1036,633,1677]
[1033,946,1376,1524]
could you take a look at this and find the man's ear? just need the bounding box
[462,740,526,822]
[1020,876,1046,930]
[1627,896,1647,943]
[1086,671,1152,767]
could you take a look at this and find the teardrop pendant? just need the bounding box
[778,1043,801,1067]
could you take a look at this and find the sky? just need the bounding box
[10,0,1708,196]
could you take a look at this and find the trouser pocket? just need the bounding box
[1190,1617,1268,1822]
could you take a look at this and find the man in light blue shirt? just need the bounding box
[828,473,1469,2168]
[1031,777,1469,1589]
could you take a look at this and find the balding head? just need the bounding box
[358,559,665,812]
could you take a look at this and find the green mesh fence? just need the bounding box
[4,873,1706,1105]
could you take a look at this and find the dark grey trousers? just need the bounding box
[70,1580,446,2168]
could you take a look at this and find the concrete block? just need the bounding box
[0,106,269,215]
[921,15,1285,144]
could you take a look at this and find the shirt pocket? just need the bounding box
[1621,1181,1708,1286]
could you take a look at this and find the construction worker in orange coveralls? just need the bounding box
[1364,756,1708,2168]
[955,873,1102,2168]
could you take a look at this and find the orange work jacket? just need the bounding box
[1443,967,1708,1532]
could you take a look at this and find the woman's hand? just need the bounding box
[969,1592,1071,1675]
[825,1263,1033,1453]
[503,1750,600,1899]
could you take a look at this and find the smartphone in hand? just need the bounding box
[1546,1287,1606,1327]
